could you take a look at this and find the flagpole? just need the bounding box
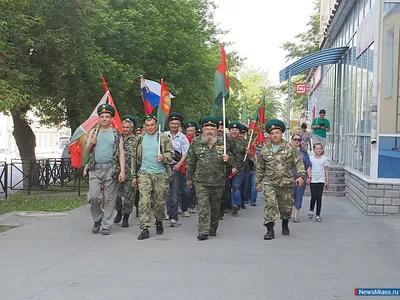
[222,96,227,155]
[158,125,161,155]
[244,128,255,161]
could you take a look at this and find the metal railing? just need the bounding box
[0,158,88,199]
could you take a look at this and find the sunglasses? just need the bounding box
[292,138,301,142]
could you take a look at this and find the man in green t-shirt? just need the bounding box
[311,109,330,147]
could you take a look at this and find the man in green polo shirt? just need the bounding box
[311,109,330,147]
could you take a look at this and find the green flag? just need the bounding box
[211,45,230,116]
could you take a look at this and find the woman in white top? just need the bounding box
[308,143,329,222]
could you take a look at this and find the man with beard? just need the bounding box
[216,116,235,219]
[186,116,231,241]
[131,114,174,240]
[114,115,137,227]
[228,121,249,216]
[85,104,125,235]
[256,120,305,240]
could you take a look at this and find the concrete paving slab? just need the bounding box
[0,195,399,300]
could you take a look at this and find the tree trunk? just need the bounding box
[11,108,37,188]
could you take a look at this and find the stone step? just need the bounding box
[304,183,345,192]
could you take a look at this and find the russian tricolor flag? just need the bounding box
[141,77,175,114]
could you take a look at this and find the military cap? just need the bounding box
[97,103,115,117]
[169,112,183,122]
[216,116,229,128]
[201,116,219,127]
[135,127,142,133]
[240,124,249,133]
[142,114,157,122]
[121,114,136,128]
[265,119,286,134]
[196,124,203,135]
[183,120,198,129]
[228,121,242,130]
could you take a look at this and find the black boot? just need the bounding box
[121,214,130,228]
[92,220,101,234]
[264,222,275,240]
[138,229,150,240]
[197,233,208,241]
[282,219,290,235]
[156,220,164,234]
[114,210,122,224]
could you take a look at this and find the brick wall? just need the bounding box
[345,170,400,215]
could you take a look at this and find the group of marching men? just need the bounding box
[85,103,307,241]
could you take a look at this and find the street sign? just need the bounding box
[295,83,307,95]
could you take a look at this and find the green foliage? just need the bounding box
[280,0,320,114]
[1,0,243,133]
[239,67,281,121]
[0,193,87,215]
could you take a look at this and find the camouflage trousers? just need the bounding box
[196,184,223,235]
[189,185,197,208]
[263,182,294,225]
[137,170,169,230]
[116,179,136,214]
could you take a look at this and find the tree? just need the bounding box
[280,0,320,115]
[238,67,281,122]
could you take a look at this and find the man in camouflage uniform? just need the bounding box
[186,116,231,241]
[216,116,236,219]
[131,114,174,240]
[229,121,249,216]
[85,104,125,235]
[256,120,306,240]
[114,115,137,227]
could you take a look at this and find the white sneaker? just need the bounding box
[178,207,183,214]
[165,215,170,220]
[308,211,313,219]
[316,216,322,222]
[183,211,190,217]
[170,219,178,227]
[189,207,196,213]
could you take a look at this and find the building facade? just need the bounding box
[0,113,71,163]
[307,0,400,215]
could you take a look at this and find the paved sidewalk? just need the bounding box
[0,194,399,300]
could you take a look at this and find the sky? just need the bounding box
[213,0,316,85]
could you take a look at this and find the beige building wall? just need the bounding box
[380,10,400,134]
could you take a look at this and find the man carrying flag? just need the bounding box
[85,104,125,235]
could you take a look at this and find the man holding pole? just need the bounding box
[186,116,231,241]
[131,114,174,240]
[85,104,125,235]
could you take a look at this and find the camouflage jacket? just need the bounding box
[232,137,247,174]
[122,134,136,180]
[186,138,233,187]
[256,140,306,187]
[87,127,121,176]
[130,132,174,179]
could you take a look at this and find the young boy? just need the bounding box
[308,143,329,222]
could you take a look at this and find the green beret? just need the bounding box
[216,116,229,128]
[143,114,157,122]
[201,116,219,128]
[228,121,242,130]
[240,125,248,133]
[121,114,136,128]
[183,120,198,129]
[97,104,115,117]
[169,112,183,122]
[265,119,286,133]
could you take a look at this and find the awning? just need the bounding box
[279,46,349,83]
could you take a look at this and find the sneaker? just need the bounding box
[232,205,238,216]
[308,211,313,219]
[316,216,322,222]
[189,207,196,213]
[170,219,178,227]
[92,220,101,234]
[250,202,257,206]
[165,215,170,220]
[178,207,183,214]
[183,211,190,217]
[101,228,111,235]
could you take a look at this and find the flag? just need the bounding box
[68,91,122,168]
[157,79,172,131]
[242,96,249,126]
[258,94,266,125]
[211,45,230,116]
[141,76,175,114]
[256,125,264,144]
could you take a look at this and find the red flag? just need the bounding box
[106,93,123,132]
[258,97,265,125]
[256,125,264,144]
[157,79,172,131]
[249,120,257,131]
